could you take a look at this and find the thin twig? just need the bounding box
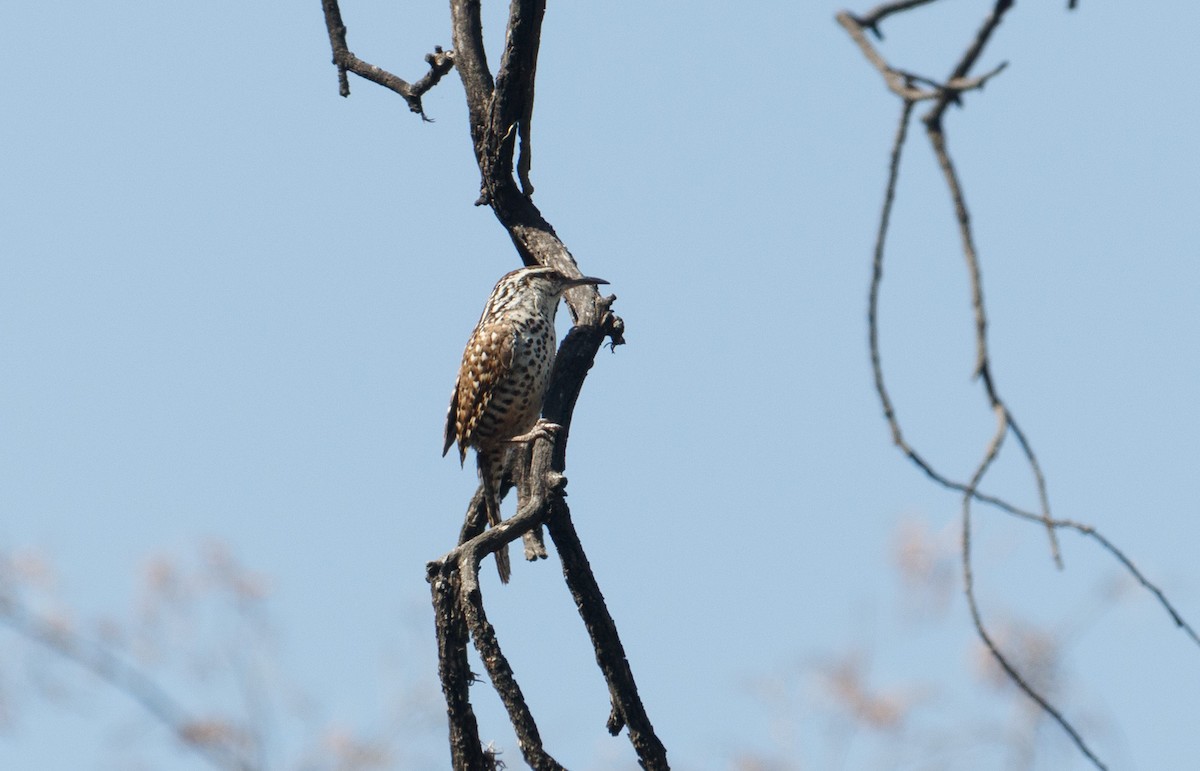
[1004,409,1060,566]
[923,122,1062,566]
[923,0,1013,129]
[836,12,934,101]
[960,410,1108,769]
[868,99,915,452]
[842,1,1200,766]
[854,0,940,35]
[852,1,1199,635]
[895,62,1009,96]
[837,12,1008,105]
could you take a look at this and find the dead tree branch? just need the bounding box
[841,1,1199,767]
[457,513,564,771]
[852,0,941,37]
[869,94,1200,653]
[320,0,454,117]
[429,565,489,769]
[960,412,1109,769]
[322,2,657,768]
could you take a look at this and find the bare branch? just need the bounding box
[923,121,1062,565]
[960,410,1108,769]
[836,12,934,101]
[1004,409,1059,564]
[490,0,546,197]
[842,0,1198,766]
[320,0,453,119]
[836,12,1008,105]
[456,553,563,770]
[429,564,490,770]
[895,62,1009,96]
[330,2,652,765]
[853,0,940,36]
[447,0,618,326]
[546,502,670,769]
[923,0,1014,129]
[867,99,915,452]
[448,0,495,107]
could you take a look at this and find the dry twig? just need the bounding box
[841,1,1197,767]
[320,0,454,118]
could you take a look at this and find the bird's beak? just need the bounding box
[567,276,608,288]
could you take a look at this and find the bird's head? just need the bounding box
[488,265,608,314]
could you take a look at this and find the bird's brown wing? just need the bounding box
[443,318,515,464]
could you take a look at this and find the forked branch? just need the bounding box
[322,2,657,768]
[320,0,454,117]
[841,1,1197,768]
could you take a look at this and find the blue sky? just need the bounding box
[2,1,1198,769]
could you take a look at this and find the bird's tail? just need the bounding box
[478,452,511,584]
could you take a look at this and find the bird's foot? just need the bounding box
[523,527,549,561]
[508,419,561,446]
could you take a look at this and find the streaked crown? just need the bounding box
[480,265,608,318]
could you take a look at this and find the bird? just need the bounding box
[443,265,608,583]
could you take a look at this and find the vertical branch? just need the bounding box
[320,0,352,97]
[834,2,1200,767]
[327,3,652,767]
[959,409,1107,769]
[448,0,610,318]
[429,563,489,770]
[869,99,915,451]
[448,0,496,137]
[542,301,620,469]
[456,548,563,769]
[923,123,1062,566]
[923,127,988,381]
[490,0,547,196]
[545,501,670,770]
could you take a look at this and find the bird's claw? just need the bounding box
[508,419,562,445]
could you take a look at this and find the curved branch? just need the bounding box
[923,122,1062,566]
[960,411,1108,769]
[321,0,454,118]
[842,1,1199,767]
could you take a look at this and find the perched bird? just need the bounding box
[444,265,608,583]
